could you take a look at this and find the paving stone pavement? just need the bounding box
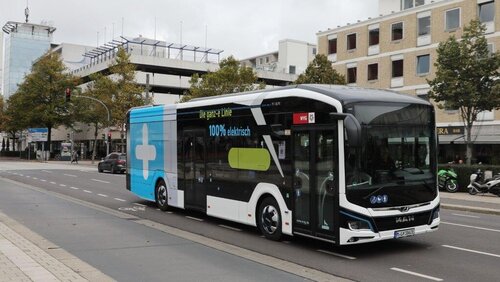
[0,212,113,282]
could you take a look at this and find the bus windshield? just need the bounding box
[345,102,437,208]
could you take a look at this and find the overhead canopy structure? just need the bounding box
[82,36,223,63]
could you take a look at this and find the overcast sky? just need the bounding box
[1,0,378,59]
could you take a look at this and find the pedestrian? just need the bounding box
[71,150,78,164]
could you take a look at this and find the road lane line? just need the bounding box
[114,198,126,202]
[442,245,500,258]
[441,221,500,233]
[59,184,67,187]
[218,224,242,232]
[83,190,92,194]
[41,170,52,173]
[19,174,23,176]
[25,176,31,178]
[49,182,57,185]
[133,203,147,207]
[91,179,110,184]
[97,194,108,197]
[390,267,443,281]
[70,187,79,190]
[317,249,356,260]
[63,174,77,177]
[40,179,47,182]
[451,213,480,219]
[32,177,38,180]
[186,216,203,222]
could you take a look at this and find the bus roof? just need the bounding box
[188,84,431,107]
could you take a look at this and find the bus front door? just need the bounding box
[183,131,207,212]
[292,127,338,242]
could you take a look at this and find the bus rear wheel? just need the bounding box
[155,180,170,211]
[258,197,282,241]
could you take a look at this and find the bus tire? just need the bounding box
[155,180,170,211]
[257,197,282,241]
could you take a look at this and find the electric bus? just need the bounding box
[126,84,440,245]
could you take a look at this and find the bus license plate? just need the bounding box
[394,228,415,239]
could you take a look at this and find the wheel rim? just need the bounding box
[157,184,167,206]
[447,182,457,192]
[261,205,279,234]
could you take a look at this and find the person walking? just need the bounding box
[71,150,78,164]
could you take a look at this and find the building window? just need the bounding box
[347,66,357,83]
[392,22,404,41]
[266,57,269,63]
[312,48,317,55]
[479,1,495,23]
[259,58,263,65]
[418,15,431,36]
[369,28,379,46]
[402,0,424,10]
[289,65,296,74]
[487,43,494,55]
[416,54,430,75]
[368,63,378,80]
[347,33,356,50]
[392,59,404,78]
[445,8,460,31]
[328,38,337,54]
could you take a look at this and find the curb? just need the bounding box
[441,204,500,216]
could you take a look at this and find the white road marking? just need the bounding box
[63,174,77,177]
[114,198,126,202]
[32,177,38,180]
[441,221,500,233]
[42,170,52,173]
[59,184,67,187]
[83,190,92,193]
[166,211,173,214]
[451,213,480,219]
[70,187,79,190]
[18,174,23,176]
[442,245,500,258]
[97,194,108,197]
[91,179,110,184]
[40,179,47,182]
[186,216,203,222]
[390,267,443,281]
[317,249,356,260]
[218,224,242,232]
[49,182,57,185]
[25,176,31,178]
[133,203,147,207]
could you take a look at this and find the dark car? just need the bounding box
[98,153,126,174]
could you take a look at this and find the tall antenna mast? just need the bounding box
[24,0,30,23]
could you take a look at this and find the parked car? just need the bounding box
[98,153,126,174]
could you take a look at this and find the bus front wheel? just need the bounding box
[258,197,282,241]
[155,180,170,211]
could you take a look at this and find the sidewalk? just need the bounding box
[440,191,500,215]
[0,211,113,282]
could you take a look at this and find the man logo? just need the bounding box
[395,215,415,223]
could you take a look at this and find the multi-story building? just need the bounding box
[317,0,500,164]
[240,39,317,75]
[2,21,56,100]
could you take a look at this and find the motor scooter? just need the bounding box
[467,169,500,196]
[438,167,458,193]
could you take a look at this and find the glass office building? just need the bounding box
[2,21,55,100]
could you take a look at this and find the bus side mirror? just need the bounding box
[344,114,361,148]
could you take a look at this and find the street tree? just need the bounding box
[5,52,79,153]
[294,54,346,85]
[428,20,500,165]
[75,73,115,162]
[181,56,265,102]
[108,48,147,152]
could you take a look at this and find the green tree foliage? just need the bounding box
[181,56,265,102]
[428,20,500,164]
[77,73,115,162]
[5,52,79,152]
[108,47,148,152]
[294,54,346,85]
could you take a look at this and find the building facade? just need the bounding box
[317,0,500,164]
[1,21,56,100]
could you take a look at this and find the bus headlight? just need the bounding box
[348,220,372,231]
[431,207,440,222]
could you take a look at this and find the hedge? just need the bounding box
[438,164,500,192]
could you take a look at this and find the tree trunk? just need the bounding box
[465,123,473,165]
[92,122,99,164]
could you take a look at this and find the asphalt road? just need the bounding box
[1,161,499,282]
